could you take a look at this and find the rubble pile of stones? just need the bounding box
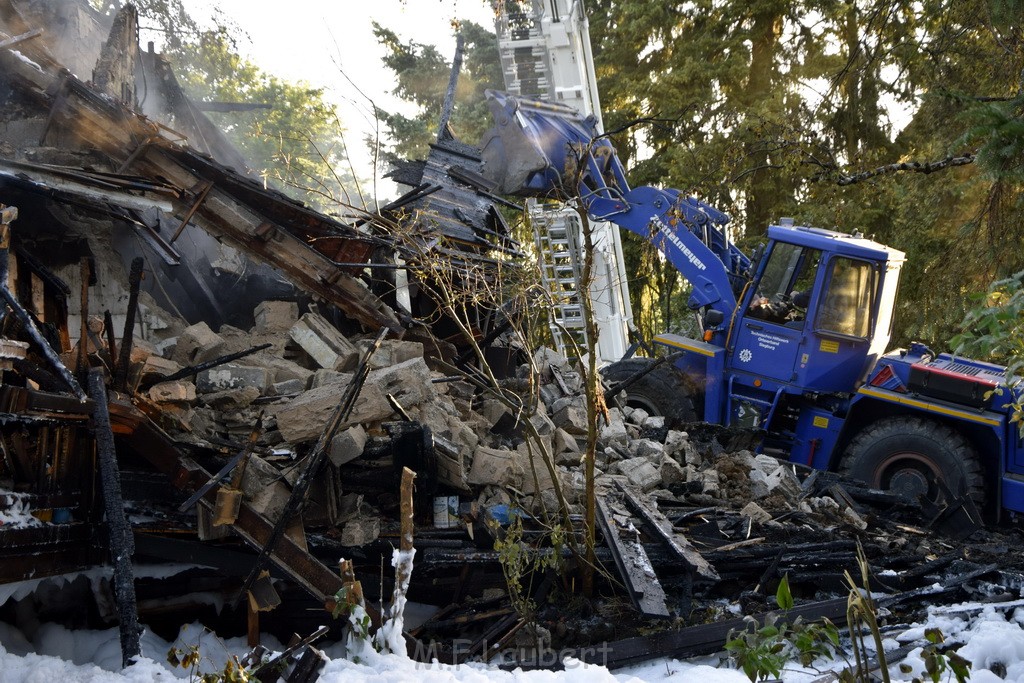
[135,301,867,546]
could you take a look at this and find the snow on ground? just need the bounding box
[3,598,1024,682]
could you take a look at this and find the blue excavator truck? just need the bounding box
[480,90,1024,525]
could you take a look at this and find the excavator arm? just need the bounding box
[480,90,749,323]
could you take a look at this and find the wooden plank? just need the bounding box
[596,494,670,618]
[0,28,43,51]
[617,481,719,581]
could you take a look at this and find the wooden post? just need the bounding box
[247,600,259,648]
[77,258,89,374]
[400,467,416,552]
[336,559,364,614]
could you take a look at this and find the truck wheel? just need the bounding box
[839,416,984,507]
[601,358,697,427]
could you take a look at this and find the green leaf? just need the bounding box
[776,574,794,611]
[948,652,972,683]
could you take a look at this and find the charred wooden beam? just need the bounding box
[596,494,670,618]
[114,257,143,392]
[147,343,272,387]
[103,310,118,376]
[617,481,718,581]
[88,368,141,667]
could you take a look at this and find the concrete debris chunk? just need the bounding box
[310,369,347,388]
[271,378,306,396]
[288,312,359,371]
[528,411,555,437]
[467,446,520,487]
[553,400,588,435]
[534,347,568,374]
[627,407,650,425]
[171,322,226,366]
[357,338,424,370]
[516,445,555,496]
[630,438,663,460]
[642,415,666,430]
[479,399,511,429]
[254,300,299,334]
[763,463,802,500]
[539,383,562,407]
[600,409,629,446]
[328,425,367,467]
[749,468,772,499]
[138,355,183,385]
[197,363,271,394]
[740,501,773,524]
[842,505,868,530]
[201,386,261,410]
[249,481,292,520]
[240,353,311,384]
[660,455,687,488]
[148,380,196,404]
[340,514,381,547]
[553,427,580,458]
[271,381,391,443]
[367,357,436,409]
[617,456,662,492]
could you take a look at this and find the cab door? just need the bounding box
[732,242,822,384]
[797,256,880,392]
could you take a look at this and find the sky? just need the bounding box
[168,0,499,201]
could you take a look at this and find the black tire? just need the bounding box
[839,416,984,507]
[601,358,697,427]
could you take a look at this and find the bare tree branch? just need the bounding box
[833,153,977,185]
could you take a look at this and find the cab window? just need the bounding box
[816,258,878,338]
[747,243,822,327]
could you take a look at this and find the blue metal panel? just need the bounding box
[851,386,1006,428]
[790,407,845,469]
[730,319,802,383]
[654,333,727,423]
[1013,427,1024,474]
[797,334,875,393]
[1001,476,1024,514]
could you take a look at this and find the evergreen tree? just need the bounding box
[373,20,503,162]
[587,0,1023,347]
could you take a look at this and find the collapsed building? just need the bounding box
[2,1,1024,679]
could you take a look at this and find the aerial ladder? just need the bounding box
[492,0,632,363]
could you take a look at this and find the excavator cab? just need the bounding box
[731,224,905,395]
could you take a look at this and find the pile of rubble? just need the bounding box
[4,2,1024,677]
[121,291,903,567]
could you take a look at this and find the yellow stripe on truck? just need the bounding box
[654,335,716,357]
[857,387,1002,427]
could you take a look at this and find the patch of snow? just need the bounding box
[8,50,44,74]
[0,490,43,528]
[377,548,416,655]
